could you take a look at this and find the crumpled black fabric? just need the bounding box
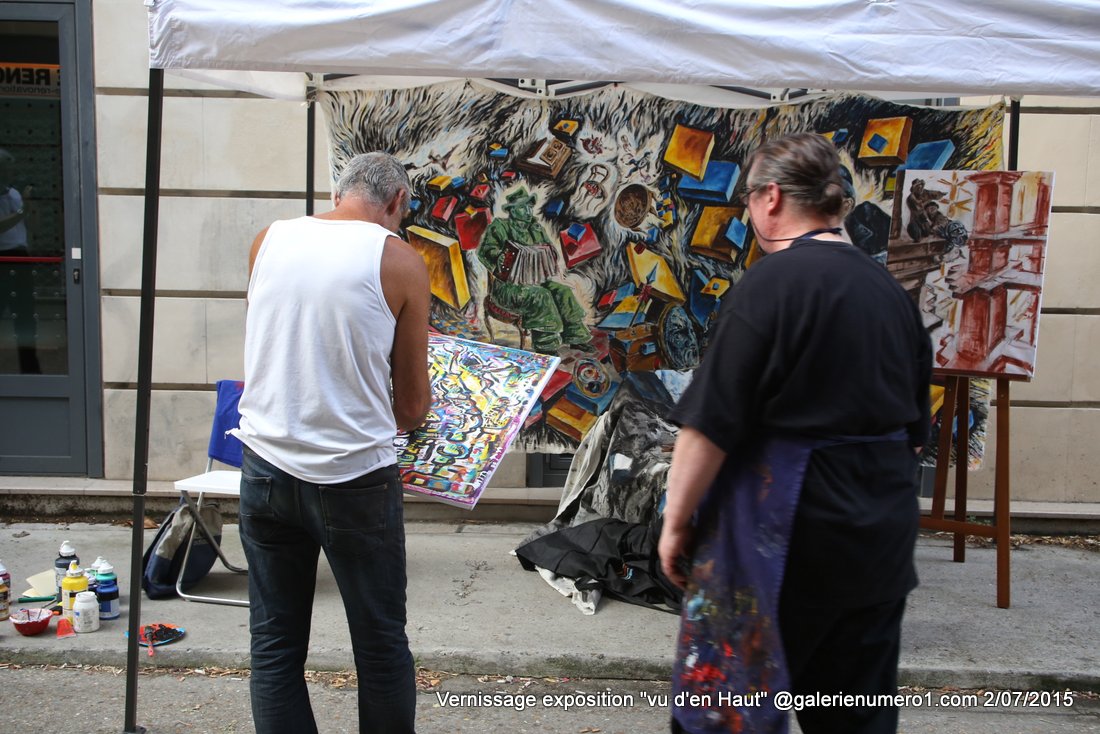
[515,515,682,613]
[519,372,681,547]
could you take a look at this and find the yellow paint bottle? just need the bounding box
[0,559,10,621]
[60,560,88,622]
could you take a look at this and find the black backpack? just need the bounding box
[141,501,223,599]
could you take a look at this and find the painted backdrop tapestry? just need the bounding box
[321,82,1004,454]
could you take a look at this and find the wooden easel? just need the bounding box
[919,372,1023,608]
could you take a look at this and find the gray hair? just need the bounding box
[744,133,846,218]
[335,151,410,207]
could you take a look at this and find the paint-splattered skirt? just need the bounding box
[671,431,906,733]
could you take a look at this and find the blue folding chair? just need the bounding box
[173,379,249,607]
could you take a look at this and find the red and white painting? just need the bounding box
[890,169,1054,378]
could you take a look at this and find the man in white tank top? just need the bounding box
[235,151,431,734]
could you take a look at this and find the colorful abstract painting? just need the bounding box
[396,333,559,508]
[320,82,1005,453]
[890,170,1053,378]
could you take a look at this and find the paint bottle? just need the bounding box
[72,591,100,633]
[95,561,120,620]
[84,561,100,594]
[89,556,108,592]
[60,560,88,622]
[0,560,9,622]
[54,540,79,598]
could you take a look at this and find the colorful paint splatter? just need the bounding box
[395,333,559,508]
[672,437,818,734]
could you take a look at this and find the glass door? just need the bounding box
[0,3,97,475]
[0,24,65,375]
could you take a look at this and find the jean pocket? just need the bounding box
[319,482,389,555]
[239,472,279,542]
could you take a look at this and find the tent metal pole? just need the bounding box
[1007,97,1021,170]
[123,66,164,734]
[306,98,316,215]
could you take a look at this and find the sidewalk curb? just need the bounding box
[898,665,1100,694]
[3,646,1097,694]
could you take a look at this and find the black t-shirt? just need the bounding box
[671,238,931,450]
[669,238,932,607]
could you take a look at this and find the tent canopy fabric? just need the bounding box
[148,0,1100,97]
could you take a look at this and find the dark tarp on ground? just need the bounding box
[515,516,681,613]
[515,371,689,613]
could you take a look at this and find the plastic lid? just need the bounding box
[97,562,115,576]
[75,591,97,602]
[91,556,108,570]
[59,539,77,557]
[66,560,83,576]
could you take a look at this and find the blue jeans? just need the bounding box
[239,446,416,734]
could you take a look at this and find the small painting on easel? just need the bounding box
[888,169,1054,379]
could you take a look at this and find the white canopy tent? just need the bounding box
[147,0,1100,97]
[124,2,1100,731]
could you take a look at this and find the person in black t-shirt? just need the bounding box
[659,133,931,734]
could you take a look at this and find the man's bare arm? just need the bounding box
[247,226,269,278]
[381,236,431,431]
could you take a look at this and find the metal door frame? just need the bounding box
[0,0,102,476]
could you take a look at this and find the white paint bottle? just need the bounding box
[72,591,100,633]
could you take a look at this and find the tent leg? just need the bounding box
[123,66,164,734]
[306,97,316,215]
[1008,97,1021,170]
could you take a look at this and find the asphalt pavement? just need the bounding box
[0,666,1097,733]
